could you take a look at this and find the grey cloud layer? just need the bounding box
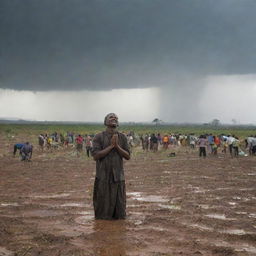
[1,0,256,91]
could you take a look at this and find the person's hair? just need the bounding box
[104,113,118,126]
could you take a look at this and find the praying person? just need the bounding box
[91,113,130,220]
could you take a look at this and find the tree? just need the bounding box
[211,118,220,126]
[152,118,162,126]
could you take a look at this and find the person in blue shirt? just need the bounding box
[13,143,25,157]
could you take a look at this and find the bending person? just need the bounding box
[20,142,33,161]
[13,143,25,157]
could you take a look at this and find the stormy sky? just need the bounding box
[1,0,256,123]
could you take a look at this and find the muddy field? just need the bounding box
[0,140,256,256]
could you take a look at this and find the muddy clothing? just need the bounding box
[91,131,130,220]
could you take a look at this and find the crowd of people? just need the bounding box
[139,133,256,158]
[13,131,256,161]
[38,132,94,157]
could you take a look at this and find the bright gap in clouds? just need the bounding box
[199,74,256,124]
[0,88,160,122]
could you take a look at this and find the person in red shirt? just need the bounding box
[75,134,84,153]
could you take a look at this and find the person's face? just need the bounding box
[106,114,119,128]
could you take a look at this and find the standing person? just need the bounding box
[140,134,145,150]
[232,137,240,157]
[85,135,92,157]
[20,142,33,161]
[59,133,65,146]
[222,138,228,154]
[38,134,45,151]
[150,133,158,152]
[227,135,235,156]
[198,135,208,158]
[144,134,149,151]
[207,134,214,154]
[91,113,130,220]
[75,134,84,154]
[162,135,169,150]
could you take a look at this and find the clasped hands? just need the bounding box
[111,134,119,148]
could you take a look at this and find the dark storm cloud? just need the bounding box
[1,0,256,91]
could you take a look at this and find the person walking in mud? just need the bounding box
[91,113,130,220]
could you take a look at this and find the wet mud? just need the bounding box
[0,145,256,256]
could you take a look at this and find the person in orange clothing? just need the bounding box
[162,135,169,150]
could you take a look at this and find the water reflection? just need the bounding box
[92,220,127,256]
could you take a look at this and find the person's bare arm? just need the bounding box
[113,134,130,160]
[93,144,114,161]
[115,144,130,160]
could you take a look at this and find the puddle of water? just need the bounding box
[248,173,256,176]
[0,203,19,207]
[128,192,169,203]
[134,220,143,225]
[199,204,211,209]
[232,196,241,200]
[128,211,146,225]
[76,210,94,215]
[127,204,139,208]
[189,186,209,193]
[213,241,256,254]
[240,188,255,191]
[127,192,142,197]
[236,245,256,254]
[31,193,70,199]
[23,209,65,217]
[249,213,256,218]
[201,176,211,179]
[215,187,231,191]
[135,195,169,203]
[221,229,247,235]
[158,204,181,210]
[236,211,247,215]
[0,246,15,256]
[59,203,85,207]
[205,214,236,221]
[147,226,168,232]
[75,215,95,224]
[228,202,237,206]
[189,223,214,232]
[163,171,171,174]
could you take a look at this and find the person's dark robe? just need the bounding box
[91,131,130,220]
